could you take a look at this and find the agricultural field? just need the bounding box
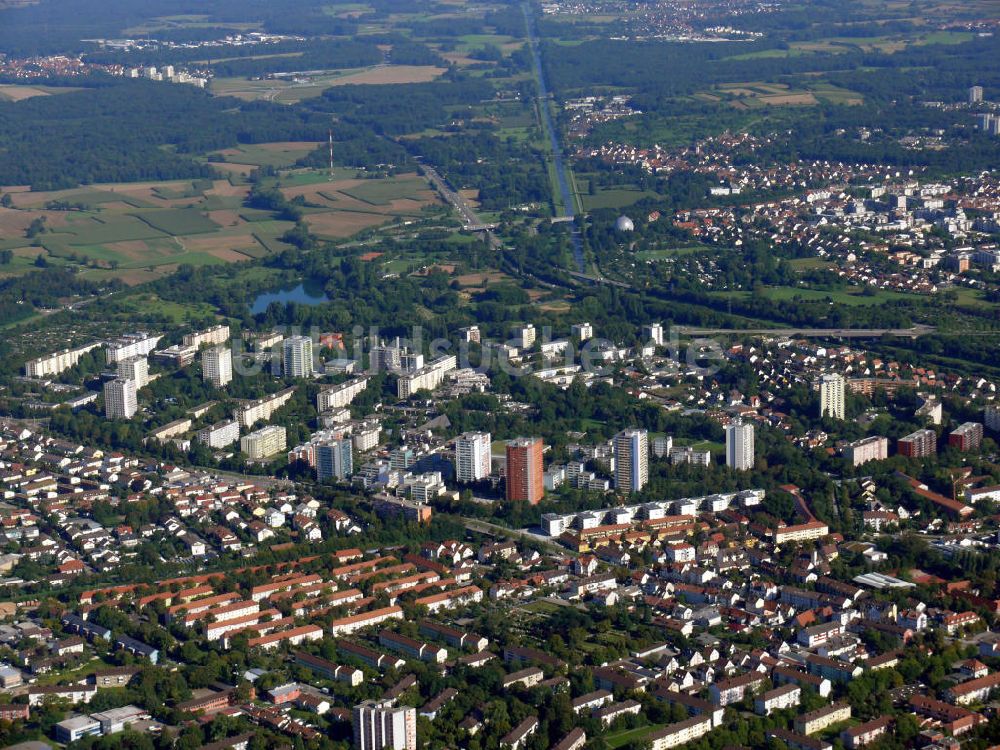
[725,29,973,61]
[210,65,447,103]
[711,80,864,108]
[275,171,446,240]
[0,177,288,284]
[0,84,81,101]
[209,141,323,170]
[0,150,447,284]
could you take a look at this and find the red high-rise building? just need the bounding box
[506,437,544,504]
[898,428,937,458]
[949,422,983,452]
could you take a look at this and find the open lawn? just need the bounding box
[711,286,922,306]
[212,65,446,102]
[637,246,707,260]
[324,65,447,86]
[582,187,662,211]
[108,293,220,325]
[605,725,668,750]
[786,257,837,271]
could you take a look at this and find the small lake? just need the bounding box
[250,280,329,315]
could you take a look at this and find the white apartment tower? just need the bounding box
[283,336,313,378]
[116,356,148,389]
[819,373,846,420]
[725,420,755,471]
[104,378,138,420]
[643,323,664,346]
[317,438,353,481]
[970,85,984,104]
[353,700,417,750]
[197,420,240,449]
[614,429,649,493]
[202,345,233,387]
[455,431,492,483]
[652,435,673,458]
[985,405,1000,433]
[514,324,536,350]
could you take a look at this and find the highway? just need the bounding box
[419,162,502,251]
[458,516,566,554]
[420,163,490,230]
[521,2,586,273]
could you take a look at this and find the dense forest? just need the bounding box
[0,81,330,188]
[543,29,1000,108]
[408,132,551,210]
[306,77,496,136]
[0,0,461,55]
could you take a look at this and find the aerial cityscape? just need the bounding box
[1,0,1000,749]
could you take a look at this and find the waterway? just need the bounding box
[522,2,586,274]
[250,279,330,315]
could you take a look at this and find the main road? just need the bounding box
[521,2,586,273]
[458,516,566,554]
[419,161,502,251]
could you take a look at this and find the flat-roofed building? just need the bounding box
[353,699,416,750]
[104,378,138,420]
[949,422,983,451]
[648,716,713,750]
[25,342,101,378]
[794,703,851,735]
[755,684,800,716]
[202,345,233,387]
[841,716,892,749]
[898,428,936,458]
[456,431,492,483]
[198,420,240,449]
[241,425,286,460]
[318,377,369,411]
[184,325,229,349]
[845,436,888,467]
[116,356,149,388]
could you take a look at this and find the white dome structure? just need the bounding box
[615,215,635,232]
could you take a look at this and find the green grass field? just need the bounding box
[710,286,922,307]
[580,187,662,211]
[134,208,220,235]
[111,293,220,324]
[340,177,429,205]
[606,724,668,750]
[636,246,706,260]
[215,143,320,169]
[785,257,837,271]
